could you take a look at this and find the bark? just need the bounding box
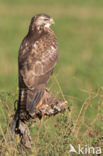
[10,89,68,148]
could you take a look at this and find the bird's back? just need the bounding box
[18,27,58,120]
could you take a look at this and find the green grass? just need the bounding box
[0,0,103,155]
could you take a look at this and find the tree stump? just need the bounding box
[10,89,68,148]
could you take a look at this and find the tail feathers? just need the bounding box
[18,88,44,120]
[18,89,30,120]
[26,89,44,113]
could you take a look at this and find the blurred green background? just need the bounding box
[1,0,103,95]
[0,0,103,154]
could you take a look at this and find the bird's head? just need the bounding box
[29,14,55,32]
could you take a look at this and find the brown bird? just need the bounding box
[14,13,58,123]
[10,14,68,148]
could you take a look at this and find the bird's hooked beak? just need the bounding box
[44,18,55,28]
[49,18,55,25]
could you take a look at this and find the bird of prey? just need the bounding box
[17,13,58,121]
[10,14,68,148]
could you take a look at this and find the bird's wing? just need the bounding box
[18,34,58,114]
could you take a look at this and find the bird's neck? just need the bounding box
[28,25,53,37]
[27,26,47,42]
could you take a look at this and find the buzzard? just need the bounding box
[10,14,67,148]
[18,13,58,120]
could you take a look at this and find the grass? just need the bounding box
[0,0,103,155]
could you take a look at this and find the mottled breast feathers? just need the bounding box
[19,29,58,89]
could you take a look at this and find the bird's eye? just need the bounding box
[44,18,48,21]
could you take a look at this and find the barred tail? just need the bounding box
[18,88,30,121]
[18,88,44,121]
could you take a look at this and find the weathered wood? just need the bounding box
[19,120,32,148]
[33,89,68,118]
[10,89,68,148]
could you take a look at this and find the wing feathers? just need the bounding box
[18,28,58,119]
[18,88,44,120]
[26,89,44,113]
